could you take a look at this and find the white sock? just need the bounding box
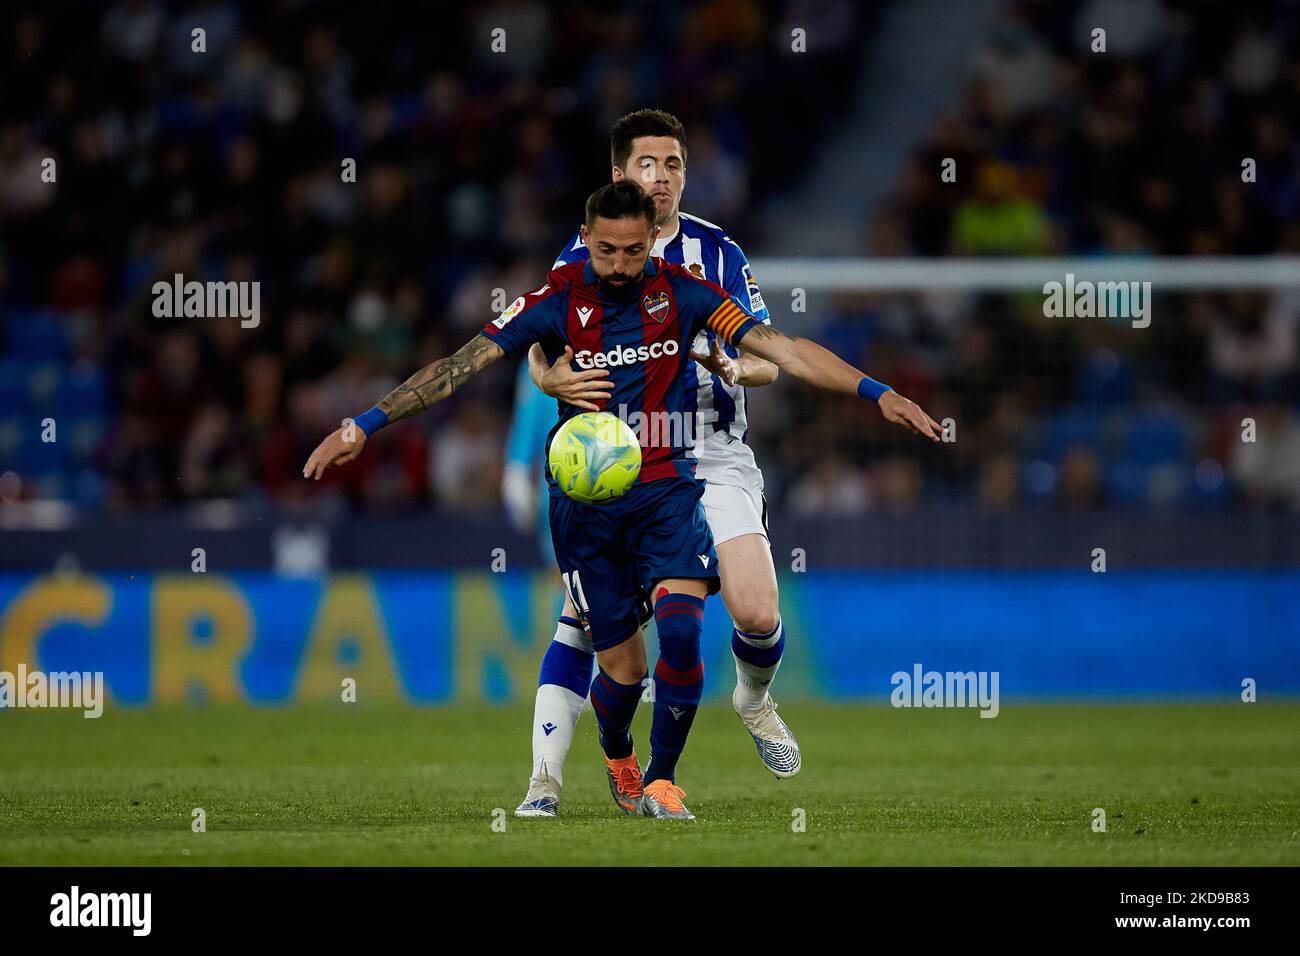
[530,619,594,787]
[531,686,586,786]
[732,618,784,713]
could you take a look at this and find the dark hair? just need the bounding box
[610,108,687,170]
[584,181,657,230]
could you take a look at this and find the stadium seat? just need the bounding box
[54,367,109,417]
[67,416,107,465]
[1183,459,1231,510]
[72,467,106,507]
[12,428,69,476]
[1037,407,1109,463]
[24,363,63,414]
[1020,458,1057,502]
[1146,462,1188,509]
[0,360,27,412]
[0,414,22,460]
[1120,412,1189,466]
[6,311,69,361]
[1075,349,1134,406]
[32,472,69,500]
[1102,460,1150,507]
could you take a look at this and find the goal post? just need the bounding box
[748,256,1300,292]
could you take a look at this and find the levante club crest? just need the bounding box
[643,291,670,322]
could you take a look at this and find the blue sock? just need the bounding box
[645,590,705,786]
[538,616,594,696]
[589,668,644,760]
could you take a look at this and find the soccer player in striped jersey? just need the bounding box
[304,182,941,819]
[513,110,799,817]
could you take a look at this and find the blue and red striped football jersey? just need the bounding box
[480,257,761,491]
[554,212,771,443]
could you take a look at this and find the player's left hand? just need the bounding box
[302,426,367,480]
[541,346,615,410]
[878,390,944,442]
[689,340,740,386]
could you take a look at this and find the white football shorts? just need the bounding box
[693,430,769,546]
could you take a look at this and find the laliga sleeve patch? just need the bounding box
[493,295,526,329]
[743,264,765,313]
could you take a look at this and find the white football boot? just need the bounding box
[514,763,561,818]
[734,686,802,778]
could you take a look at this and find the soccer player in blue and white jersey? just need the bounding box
[513,110,800,817]
[303,182,941,819]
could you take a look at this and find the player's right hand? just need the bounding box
[302,426,367,480]
[878,390,945,442]
[541,345,614,411]
[689,339,740,386]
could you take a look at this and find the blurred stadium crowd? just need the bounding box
[761,0,1300,514]
[1,0,1299,518]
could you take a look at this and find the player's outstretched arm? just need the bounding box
[737,324,944,441]
[735,353,779,387]
[377,334,505,423]
[302,335,505,480]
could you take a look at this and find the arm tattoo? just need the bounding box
[741,323,795,343]
[738,323,800,355]
[376,335,503,424]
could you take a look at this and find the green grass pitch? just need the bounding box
[2,702,1297,865]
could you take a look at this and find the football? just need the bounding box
[547,411,642,503]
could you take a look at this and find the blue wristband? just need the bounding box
[353,407,389,437]
[857,376,892,402]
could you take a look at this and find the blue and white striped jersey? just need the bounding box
[553,211,771,442]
